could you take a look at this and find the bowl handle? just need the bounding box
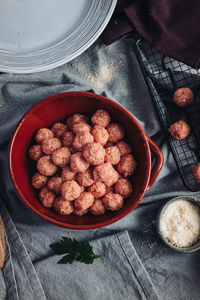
[146,135,164,190]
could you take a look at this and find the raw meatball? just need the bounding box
[118,174,125,179]
[73,131,94,151]
[29,145,43,161]
[52,147,70,167]
[69,146,76,153]
[169,120,190,140]
[88,181,106,198]
[76,169,94,187]
[39,187,55,208]
[105,142,115,148]
[35,128,54,144]
[93,162,119,187]
[193,164,200,182]
[117,154,137,178]
[61,180,81,201]
[107,123,125,142]
[83,142,105,165]
[67,114,88,129]
[62,131,75,147]
[73,123,91,134]
[54,197,74,215]
[80,186,86,193]
[105,146,121,165]
[92,125,109,145]
[42,138,62,155]
[91,109,111,128]
[70,152,90,173]
[115,179,132,198]
[61,166,76,181]
[173,87,194,107]
[74,192,94,210]
[32,172,48,189]
[51,123,67,138]
[47,177,62,195]
[116,141,132,156]
[106,186,114,194]
[102,193,123,211]
[73,208,88,216]
[90,199,105,215]
[37,156,58,176]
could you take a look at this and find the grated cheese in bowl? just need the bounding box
[160,199,200,248]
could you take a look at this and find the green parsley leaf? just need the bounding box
[57,253,75,264]
[50,237,76,255]
[50,237,101,265]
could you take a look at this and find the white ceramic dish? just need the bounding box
[0,0,116,73]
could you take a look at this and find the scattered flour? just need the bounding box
[140,217,158,249]
[70,60,125,90]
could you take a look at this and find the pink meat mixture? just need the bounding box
[29,109,137,216]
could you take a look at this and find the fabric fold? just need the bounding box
[116,231,159,300]
[33,230,159,300]
[0,195,159,300]
[0,199,47,300]
[101,0,200,69]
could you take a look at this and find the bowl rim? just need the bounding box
[156,195,200,253]
[8,91,152,230]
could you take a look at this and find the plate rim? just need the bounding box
[0,0,117,73]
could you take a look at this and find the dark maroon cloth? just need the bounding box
[102,0,200,69]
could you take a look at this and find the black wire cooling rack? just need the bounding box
[134,39,200,191]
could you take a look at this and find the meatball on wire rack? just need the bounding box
[135,39,200,191]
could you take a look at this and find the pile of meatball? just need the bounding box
[168,87,200,182]
[29,109,137,216]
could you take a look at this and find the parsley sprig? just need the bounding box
[50,237,101,264]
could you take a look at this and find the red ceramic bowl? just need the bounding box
[9,92,163,230]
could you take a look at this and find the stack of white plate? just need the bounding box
[0,0,116,73]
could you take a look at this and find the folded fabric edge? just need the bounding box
[116,231,159,300]
[0,199,47,300]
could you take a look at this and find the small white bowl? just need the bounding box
[156,196,200,253]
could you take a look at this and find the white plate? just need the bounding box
[0,0,116,73]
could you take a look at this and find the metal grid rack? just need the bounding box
[135,39,200,191]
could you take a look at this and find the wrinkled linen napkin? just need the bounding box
[102,0,200,69]
[0,199,158,300]
[0,38,200,300]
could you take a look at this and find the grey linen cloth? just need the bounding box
[0,38,199,300]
